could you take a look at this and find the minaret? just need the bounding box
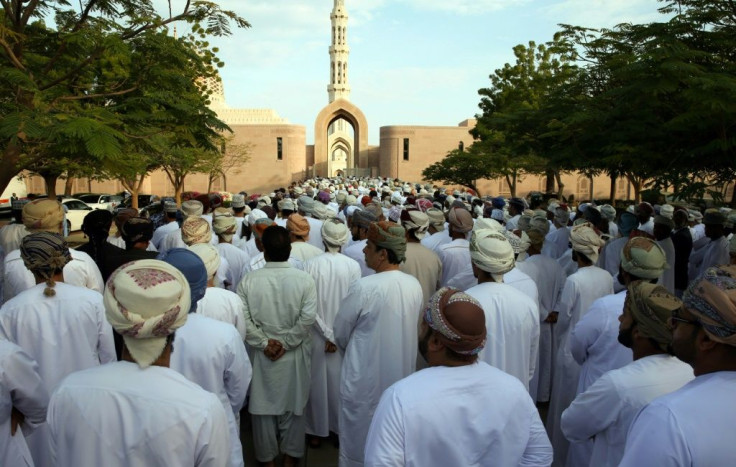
[328,0,350,102]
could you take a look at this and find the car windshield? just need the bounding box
[77,195,99,203]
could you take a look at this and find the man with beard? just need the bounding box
[364,287,552,466]
[620,265,736,465]
[343,209,377,277]
[561,282,693,467]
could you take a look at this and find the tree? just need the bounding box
[0,1,249,196]
[201,136,253,193]
[422,146,503,197]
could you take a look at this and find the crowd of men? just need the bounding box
[0,176,735,467]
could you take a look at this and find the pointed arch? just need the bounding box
[314,99,368,177]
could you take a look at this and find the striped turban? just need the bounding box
[628,282,682,352]
[321,218,350,252]
[424,287,486,356]
[23,199,64,233]
[181,217,211,246]
[683,265,736,346]
[367,221,407,263]
[213,208,237,242]
[570,222,606,263]
[104,260,190,368]
[20,232,71,297]
[470,229,515,280]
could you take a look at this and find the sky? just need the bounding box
[164,0,667,143]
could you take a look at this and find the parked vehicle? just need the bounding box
[74,193,123,211]
[61,198,94,231]
[115,194,155,213]
[0,177,28,212]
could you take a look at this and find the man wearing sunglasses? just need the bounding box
[620,265,736,465]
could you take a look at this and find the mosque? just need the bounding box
[28,0,629,202]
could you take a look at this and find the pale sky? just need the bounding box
[167,0,666,143]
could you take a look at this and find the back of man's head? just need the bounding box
[262,226,291,262]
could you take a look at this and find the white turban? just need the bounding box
[600,204,617,222]
[426,208,445,230]
[181,200,203,219]
[188,243,221,279]
[401,210,430,239]
[247,209,268,226]
[660,204,675,219]
[321,218,350,252]
[104,260,190,368]
[473,218,503,232]
[469,229,515,280]
[570,222,606,263]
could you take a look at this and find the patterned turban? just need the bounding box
[287,213,311,239]
[181,200,204,219]
[181,216,211,246]
[121,217,154,244]
[247,208,267,226]
[448,207,473,234]
[20,232,71,296]
[367,221,407,263]
[321,218,350,252]
[683,265,736,346]
[504,229,530,255]
[298,195,316,216]
[426,208,446,231]
[318,191,330,203]
[231,194,246,209]
[213,208,237,242]
[424,287,486,356]
[22,199,65,233]
[388,205,403,222]
[470,229,515,279]
[570,222,606,263]
[473,218,503,232]
[400,209,430,239]
[253,218,276,240]
[352,209,377,229]
[628,282,682,352]
[620,237,668,279]
[189,243,221,279]
[104,260,191,368]
[491,209,505,223]
[415,198,433,213]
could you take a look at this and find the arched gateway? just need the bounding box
[314,99,367,177]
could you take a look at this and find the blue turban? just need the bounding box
[618,212,639,237]
[492,197,506,209]
[158,248,208,313]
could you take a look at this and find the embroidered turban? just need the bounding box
[620,237,668,280]
[278,198,296,212]
[181,200,204,219]
[424,287,486,355]
[448,207,473,234]
[628,282,682,352]
[231,194,246,209]
[426,208,446,231]
[20,232,71,296]
[287,213,311,239]
[213,208,237,242]
[321,218,350,252]
[313,203,335,220]
[104,260,191,368]
[517,215,533,233]
[570,222,606,263]
[469,229,515,279]
[683,265,736,346]
[364,203,383,221]
[503,229,530,255]
[22,199,65,233]
[527,229,546,248]
[415,198,433,213]
[121,217,154,244]
[400,209,429,239]
[180,216,211,246]
[188,243,221,279]
[367,221,407,263]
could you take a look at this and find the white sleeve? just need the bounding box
[194,395,231,467]
[364,386,405,467]
[520,398,554,467]
[333,283,363,352]
[569,303,603,365]
[224,330,251,415]
[619,403,690,467]
[561,373,620,442]
[95,297,117,364]
[2,344,49,433]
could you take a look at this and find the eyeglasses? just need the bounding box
[668,310,700,328]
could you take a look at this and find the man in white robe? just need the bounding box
[47,259,230,467]
[0,199,29,255]
[286,213,324,262]
[158,200,203,255]
[151,201,180,250]
[334,221,424,467]
[297,195,327,251]
[420,207,450,253]
[542,206,571,259]
[620,265,736,466]
[654,215,676,294]
[636,202,655,236]
[517,228,565,403]
[164,248,251,467]
[343,209,377,277]
[237,225,317,467]
[0,339,48,467]
[365,287,552,467]
[689,211,730,281]
[505,197,524,231]
[546,222,612,467]
[213,209,251,292]
[3,199,103,303]
[1,232,116,466]
[230,194,249,241]
[465,229,540,391]
[439,207,473,287]
[563,282,694,467]
[302,220,361,443]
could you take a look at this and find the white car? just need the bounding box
[62,198,95,232]
[75,193,123,211]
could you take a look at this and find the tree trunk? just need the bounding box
[64,177,73,196]
[0,145,23,197]
[731,181,736,208]
[43,173,59,197]
[207,174,214,194]
[609,173,617,205]
[588,175,594,202]
[555,171,565,200]
[505,171,518,198]
[87,178,92,192]
[174,182,183,206]
[545,169,556,193]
